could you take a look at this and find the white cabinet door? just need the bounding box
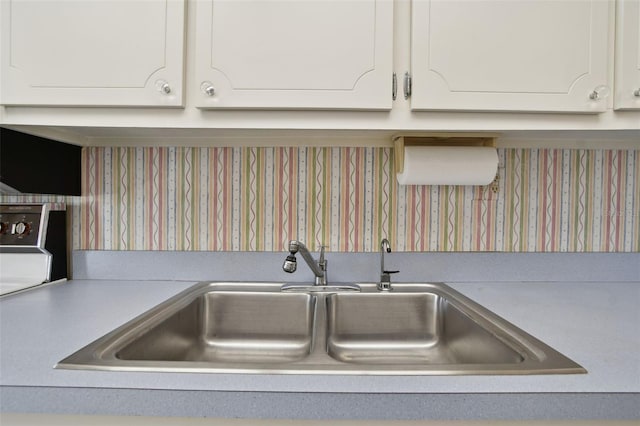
[615,0,640,110]
[1,0,185,107]
[194,0,393,110]
[410,0,610,112]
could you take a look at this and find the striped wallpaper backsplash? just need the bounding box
[2,146,638,252]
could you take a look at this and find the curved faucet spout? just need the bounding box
[380,238,391,275]
[379,238,398,291]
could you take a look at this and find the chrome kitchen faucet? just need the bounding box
[282,240,327,285]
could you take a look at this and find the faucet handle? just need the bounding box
[383,269,400,275]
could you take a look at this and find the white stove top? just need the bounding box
[0,203,65,297]
[0,252,52,296]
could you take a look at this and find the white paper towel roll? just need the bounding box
[396,146,498,185]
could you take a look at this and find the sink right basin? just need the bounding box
[326,292,524,365]
[325,283,585,374]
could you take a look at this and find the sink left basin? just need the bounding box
[57,282,316,371]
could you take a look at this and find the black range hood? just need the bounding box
[0,128,81,196]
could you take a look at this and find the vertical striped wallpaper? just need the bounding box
[80,146,639,252]
[2,146,638,252]
[80,146,398,251]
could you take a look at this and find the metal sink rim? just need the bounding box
[56,281,586,375]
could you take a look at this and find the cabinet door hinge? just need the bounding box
[392,73,397,101]
[403,72,412,100]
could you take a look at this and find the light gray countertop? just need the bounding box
[1,277,639,420]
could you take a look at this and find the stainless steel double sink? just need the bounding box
[56,282,585,375]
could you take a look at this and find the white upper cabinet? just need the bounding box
[1,0,186,107]
[194,0,394,109]
[410,0,611,112]
[615,0,640,110]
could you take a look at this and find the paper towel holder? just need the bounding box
[393,133,499,176]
